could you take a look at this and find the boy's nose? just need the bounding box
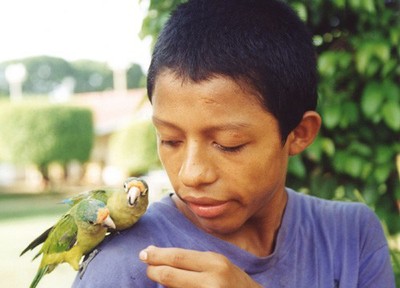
[178,144,217,188]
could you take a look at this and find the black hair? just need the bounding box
[147,0,318,141]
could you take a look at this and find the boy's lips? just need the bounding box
[183,197,230,219]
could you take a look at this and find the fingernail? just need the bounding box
[139,250,148,261]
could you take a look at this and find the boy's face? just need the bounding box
[152,70,290,235]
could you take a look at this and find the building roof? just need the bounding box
[72,89,151,135]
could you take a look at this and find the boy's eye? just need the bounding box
[160,140,181,147]
[214,143,245,153]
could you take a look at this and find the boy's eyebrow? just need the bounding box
[152,116,251,131]
[152,116,179,129]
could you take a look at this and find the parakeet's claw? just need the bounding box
[79,249,100,279]
[127,186,140,207]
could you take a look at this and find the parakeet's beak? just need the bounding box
[97,208,116,229]
[102,215,116,229]
[127,186,140,207]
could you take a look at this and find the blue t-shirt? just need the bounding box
[72,188,395,287]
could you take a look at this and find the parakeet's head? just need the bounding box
[123,177,149,207]
[76,199,116,230]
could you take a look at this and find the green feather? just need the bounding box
[30,266,49,288]
[22,199,112,288]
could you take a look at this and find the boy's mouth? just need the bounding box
[183,197,230,219]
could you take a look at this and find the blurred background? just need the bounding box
[0,0,399,287]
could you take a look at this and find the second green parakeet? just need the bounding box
[21,198,115,288]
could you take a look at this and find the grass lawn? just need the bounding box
[0,192,70,220]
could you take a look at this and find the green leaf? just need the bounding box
[381,59,398,77]
[382,101,400,131]
[318,52,336,76]
[321,138,335,157]
[361,0,375,12]
[390,27,400,45]
[348,141,372,157]
[375,146,395,164]
[291,2,307,21]
[356,44,372,74]
[364,59,380,77]
[382,80,400,102]
[322,104,341,129]
[339,101,359,128]
[373,41,391,62]
[356,41,390,74]
[288,155,306,179]
[344,155,365,178]
[373,164,392,183]
[349,0,362,9]
[361,82,384,118]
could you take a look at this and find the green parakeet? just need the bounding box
[21,198,116,288]
[63,177,149,230]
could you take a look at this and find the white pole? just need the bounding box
[5,63,27,101]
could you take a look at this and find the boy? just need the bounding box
[73,0,395,287]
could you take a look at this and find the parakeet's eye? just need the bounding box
[123,183,128,191]
[88,220,95,225]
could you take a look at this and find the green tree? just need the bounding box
[0,56,146,96]
[139,0,184,46]
[0,102,94,187]
[0,56,74,95]
[109,120,161,176]
[70,60,113,93]
[127,63,146,89]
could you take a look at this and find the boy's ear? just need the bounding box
[287,111,321,156]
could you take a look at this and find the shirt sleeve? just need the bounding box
[71,219,157,288]
[357,205,396,288]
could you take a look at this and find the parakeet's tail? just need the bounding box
[30,266,49,288]
[20,226,53,257]
[60,198,74,206]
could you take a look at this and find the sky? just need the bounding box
[0,0,152,70]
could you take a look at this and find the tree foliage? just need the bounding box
[70,60,113,93]
[108,120,161,176]
[0,101,94,184]
[0,56,146,96]
[287,0,400,234]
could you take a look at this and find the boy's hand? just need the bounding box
[139,245,263,288]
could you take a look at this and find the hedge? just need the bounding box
[0,101,94,180]
[108,120,161,176]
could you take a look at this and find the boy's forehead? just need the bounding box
[151,70,271,126]
[153,69,262,105]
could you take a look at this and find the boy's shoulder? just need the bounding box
[286,188,386,247]
[288,188,375,220]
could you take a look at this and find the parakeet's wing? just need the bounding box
[62,189,109,207]
[21,194,96,257]
[38,213,78,257]
[20,226,53,256]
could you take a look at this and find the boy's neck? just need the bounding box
[214,189,288,257]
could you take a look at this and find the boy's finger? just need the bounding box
[139,245,216,272]
[146,264,203,288]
